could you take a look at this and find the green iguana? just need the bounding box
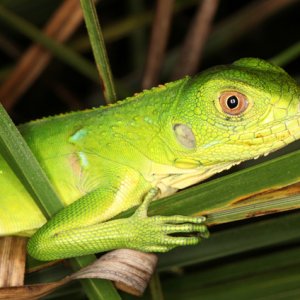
[0,58,299,261]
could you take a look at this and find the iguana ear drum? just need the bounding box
[173,124,196,149]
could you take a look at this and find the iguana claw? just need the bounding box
[125,188,209,252]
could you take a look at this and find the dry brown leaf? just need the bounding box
[0,237,26,288]
[0,249,157,299]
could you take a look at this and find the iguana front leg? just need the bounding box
[27,186,208,261]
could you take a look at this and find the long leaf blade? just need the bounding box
[0,103,62,217]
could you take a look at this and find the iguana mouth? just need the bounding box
[235,114,300,147]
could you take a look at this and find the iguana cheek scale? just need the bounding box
[0,58,299,261]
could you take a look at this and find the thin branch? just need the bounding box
[142,0,174,89]
[172,0,219,79]
[0,34,20,58]
[49,81,84,110]
[0,0,87,111]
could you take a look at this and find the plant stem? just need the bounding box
[80,0,117,104]
[270,41,300,66]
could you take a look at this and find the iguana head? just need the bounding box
[169,58,300,169]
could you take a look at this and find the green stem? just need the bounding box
[80,0,117,104]
[270,41,300,66]
[149,272,165,300]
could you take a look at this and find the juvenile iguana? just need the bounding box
[0,58,299,261]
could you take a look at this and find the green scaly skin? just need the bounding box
[1,58,300,261]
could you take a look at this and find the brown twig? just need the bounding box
[48,81,84,111]
[142,0,174,89]
[0,0,84,111]
[0,34,20,59]
[172,0,219,79]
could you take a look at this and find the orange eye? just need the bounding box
[219,91,248,116]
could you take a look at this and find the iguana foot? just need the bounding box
[125,188,209,252]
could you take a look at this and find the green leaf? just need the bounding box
[80,0,117,104]
[159,244,300,300]
[0,103,62,217]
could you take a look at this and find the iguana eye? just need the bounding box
[219,91,248,116]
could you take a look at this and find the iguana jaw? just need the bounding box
[232,113,300,155]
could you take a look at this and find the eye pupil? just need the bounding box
[219,91,248,116]
[227,96,238,109]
